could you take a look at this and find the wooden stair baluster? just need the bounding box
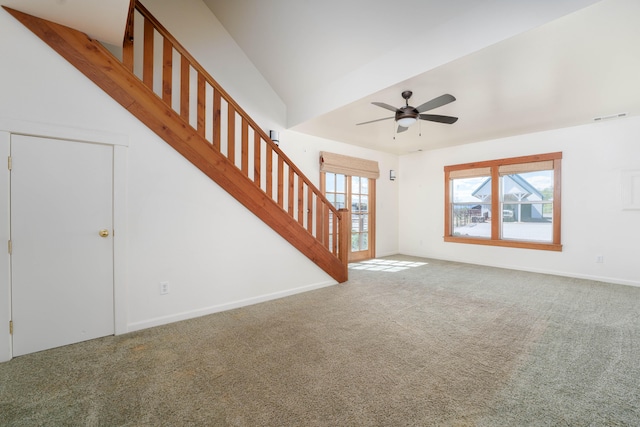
[2,3,348,282]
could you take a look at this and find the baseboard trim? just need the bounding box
[373,250,401,258]
[125,280,337,333]
[404,252,640,288]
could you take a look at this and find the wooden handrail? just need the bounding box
[131,2,336,214]
[338,209,351,267]
[3,2,349,282]
[125,1,345,255]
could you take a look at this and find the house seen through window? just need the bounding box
[445,152,562,251]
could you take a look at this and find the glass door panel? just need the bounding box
[321,172,375,262]
[350,176,369,258]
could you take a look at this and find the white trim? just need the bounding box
[0,117,129,147]
[375,250,401,258]
[0,124,128,362]
[0,132,11,362]
[127,280,337,333]
[405,252,640,288]
[113,145,128,335]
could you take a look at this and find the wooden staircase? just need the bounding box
[3,1,349,282]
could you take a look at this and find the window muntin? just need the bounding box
[444,153,562,251]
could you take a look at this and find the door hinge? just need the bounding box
[7,156,12,171]
[8,240,11,254]
[9,321,13,335]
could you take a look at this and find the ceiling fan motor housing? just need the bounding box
[397,90,418,123]
[395,106,419,122]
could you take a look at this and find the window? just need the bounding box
[320,152,378,261]
[324,172,347,210]
[444,152,562,251]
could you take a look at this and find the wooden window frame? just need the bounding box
[444,152,562,251]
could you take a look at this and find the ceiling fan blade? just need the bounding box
[419,114,459,124]
[415,94,456,113]
[356,116,394,126]
[397,125,409,133]
[372,102,400,113]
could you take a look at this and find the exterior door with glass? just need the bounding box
[323,172,375,262]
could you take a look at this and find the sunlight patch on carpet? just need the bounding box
[349,259,428,272]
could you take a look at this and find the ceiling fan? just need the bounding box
[356,90,458,133]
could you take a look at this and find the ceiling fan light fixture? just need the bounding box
[356,91,458,131]
[397,117,417,127]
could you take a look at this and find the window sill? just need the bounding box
[444,236,562,251]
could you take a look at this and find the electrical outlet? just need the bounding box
[159,281,170,295]
[595,255,604,263]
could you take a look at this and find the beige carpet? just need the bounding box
[1,256,639,426]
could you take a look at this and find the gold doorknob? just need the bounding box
[99,229,110,238]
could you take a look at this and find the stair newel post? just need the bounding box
[338,208,350,279]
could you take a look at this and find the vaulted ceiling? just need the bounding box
[0,0,130,46]
[4,0,640,154]
[204,0,640,154]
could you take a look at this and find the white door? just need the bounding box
[11,135,114,356]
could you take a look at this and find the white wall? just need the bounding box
[399,117,640,287]
[142,0,287,133]
[5,0,633,367]
[0,0,335,361]
[280,131,400,258]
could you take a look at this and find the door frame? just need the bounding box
[320,172,376,262]
[0,119,128,362]
[349,176,376,262]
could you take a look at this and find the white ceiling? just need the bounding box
[204,0,640,154]
[4,0,639,155]
[0,0,130,46]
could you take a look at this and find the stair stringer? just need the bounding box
[3,6,348,283]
